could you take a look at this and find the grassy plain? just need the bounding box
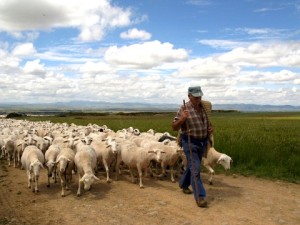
[18,111,300,183]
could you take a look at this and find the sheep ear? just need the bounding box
[93,175,100,180]
[80,175,86,183]
[55,156,62,163]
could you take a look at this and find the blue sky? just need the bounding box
[0,0,299,106]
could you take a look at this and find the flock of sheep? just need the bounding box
[0,118,232,197]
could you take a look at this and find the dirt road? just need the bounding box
[0,159,299,225]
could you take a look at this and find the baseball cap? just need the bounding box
[188,86,203,97]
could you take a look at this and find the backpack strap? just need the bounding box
[201,100,212,124]
[201,100,214,155]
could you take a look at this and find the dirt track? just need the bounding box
[0,159,299,225]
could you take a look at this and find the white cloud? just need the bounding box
[12,42,36,56]
[104,40,188,69]
[175,57,240,78]
[237,70,298,86]
[120,28,151,40]
[23,59,46,76]
[294,79,300,85]
[0,0,134,41]
[79,61,115,74]
[229,28,289,40]
[253,7,285,13]
[199,39,249,50]
[217,41,300,67]
[0,48,20,69]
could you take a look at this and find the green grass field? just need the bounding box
[16,111,300,183]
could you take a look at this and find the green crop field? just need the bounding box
[14,111,300,183]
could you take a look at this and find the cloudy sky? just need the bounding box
[0,0,299,106]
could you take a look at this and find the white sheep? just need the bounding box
[51,136,70,149]
[202,147,233,185]
[115,140,165,188]
[0,136,5,158]
[146,129,155,135]
[4,139,15,167]
[88,132,108,142]
[91,137,118,183]
[29,134,51,154]
[149,140,184,183]
[21,145,45,193]
[14,139,28,168]
[69,136,90,153]
[56,147,75,197]
[45,145,61,187]
[74,146,99,196]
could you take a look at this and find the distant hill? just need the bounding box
[212,104,300,112]
[0,101,300,114]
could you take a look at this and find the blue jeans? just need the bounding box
[179,134,207,201]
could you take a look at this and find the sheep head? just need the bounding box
[217,154,233,170]
[80,174,99,190]
[30,161,44,177]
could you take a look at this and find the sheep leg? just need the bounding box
[54,166,57,183]
[103,160,111,183]
[129,168,136,184]
[66,173,72,190]
[60,174,66,197]
[47,168,51,187]
[209,171,215,185]
[77,174,82,197]
[17,153,22,168]
[170,166,176,183]
[137,164,144,189]
[157,162,166,179]
[148,164,155,177]
[34,175,39,193]
[144,167,149,177]
[204,165,215,185]
[161,162,167,177]
[7,153,11,167]
[26,170,31,189]
[115,157,122,180]
[13,152,17,168]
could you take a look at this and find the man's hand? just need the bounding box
[181,109,189,121]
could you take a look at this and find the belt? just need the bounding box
[182,134,207,141]
[191,136,207,141]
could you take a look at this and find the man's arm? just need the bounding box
[172,106,188,131]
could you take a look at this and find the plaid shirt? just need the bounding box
[174,101,209,139]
